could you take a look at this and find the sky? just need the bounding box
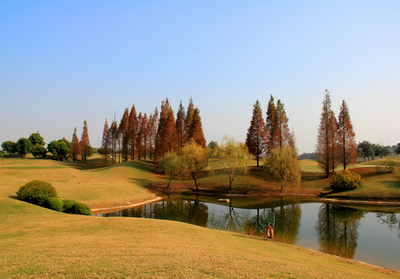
[1,1,399,154]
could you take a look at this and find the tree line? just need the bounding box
[100,97,206,165]
[316,90,357,177]
[245,95,300,190]
[1,121,93,161]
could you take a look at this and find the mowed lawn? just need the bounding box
[1,156,400,278]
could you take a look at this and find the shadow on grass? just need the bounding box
[130,177,154,188]
[381,180,400,189]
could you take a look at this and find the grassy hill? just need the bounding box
[1,156,400,278]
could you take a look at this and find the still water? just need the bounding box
[95,196,400,270]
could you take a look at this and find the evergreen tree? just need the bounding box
[176,101,186,148]
[275,99,291,149]
[148,107,158,160]
[245,100,268,167]
[119,108,130,161]
[70,127,81,161]
[128,105,138,161]
[266,94,278,154]
[316,90,337,177]
[337,100,358,169]
[164,107,179,153]
[101,119,110,164]
[80,120,91,162]
[155,100,169,160]
[188,108,206,148]
[184,97,195,143]
[141,113,149,159]
[137,112,143,160]
[107,120,118,164]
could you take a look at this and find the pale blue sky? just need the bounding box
[1,1,399,153]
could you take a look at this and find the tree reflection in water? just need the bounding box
[315,204,364,259]
[376,213,400,238]
[273,198,302,244]
[103,195,209,227]
[209,199,246,233]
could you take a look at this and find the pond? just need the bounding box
[95,196,400,270]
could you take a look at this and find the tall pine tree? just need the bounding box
[245,100,268,167]
[176,101,186,148]
[70,127,81,161]
[119,108,130,161]
[80,120,91,162]
[184,97,195,143]
[188,108,206,148]
[128,105,138,161]
[266,94,278,154]
[275,99,291,149]
[316,90,337,177]
[337,100,357,169]
[101,119,110,164]
[155,100,169,160]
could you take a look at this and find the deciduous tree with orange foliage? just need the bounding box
[80,120,91,162]
[246,100,268,167]
[187,108,206,148]
[101,119,110,164]
[128,105,138,161]
[316,90,337,178]
[70,127,81,161]
[337,100,357,169]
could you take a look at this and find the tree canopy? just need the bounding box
[246,100,268,167]
[216,136,251,190]
[263,146,301,191]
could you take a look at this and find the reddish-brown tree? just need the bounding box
[164,107,179,153]
[245,100,268,167]
[107,120,118,164]
[188,108,206,148]
[148,107,158,160]
[316,90,337,178]
[119,108,130,161]
[275,99,291,149]
[80,120,91,162]
[70,127,81,161]
[137,112,149,160]
[337,100,358,169]
[155,100,169,160]
[176,101,186,148]
[266,94,278,154]
[128,105,138,161]
[184,97,195,143]
[101,119,110,164]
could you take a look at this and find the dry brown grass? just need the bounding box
[1,156,400,278]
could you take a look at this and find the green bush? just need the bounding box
[72,203,92,216]
[376,159,397,174]
[330,170,362,191]
[44,197,64,212]
[63,199,77,213]
[16,180,57,205]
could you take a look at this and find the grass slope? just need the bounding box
[1,156,400,278]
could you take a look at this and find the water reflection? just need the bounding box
[315,204,364,259]
[103,195,209,227]
[99,197,400,270]
[376,213,400,238]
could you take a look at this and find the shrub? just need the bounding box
[330,170,362,191]
[63,199,77,213]
[72,203,92,216]
[16,180,57,205]
[44,197,64,212]
[376,159,397,174]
